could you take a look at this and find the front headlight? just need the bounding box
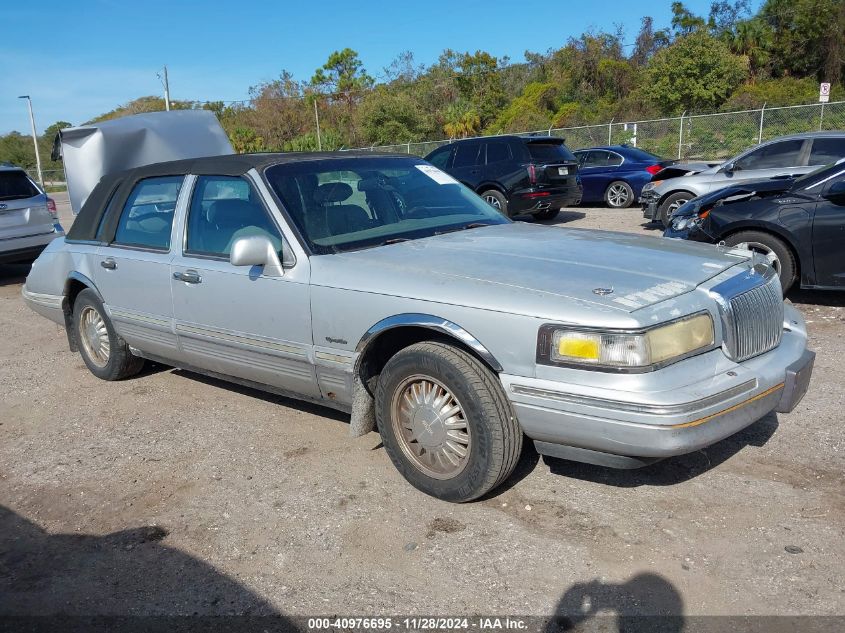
[538,312,714,371]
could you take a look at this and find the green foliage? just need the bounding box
[357,88,428,145]
[722,77,844,110]
[311,48,374,96]
[488,83,557,133]
[645,30,749,113]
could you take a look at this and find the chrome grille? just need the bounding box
[711,266,784,362]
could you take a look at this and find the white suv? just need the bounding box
[0,165,64,264]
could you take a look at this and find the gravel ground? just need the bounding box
[1,192,843,619]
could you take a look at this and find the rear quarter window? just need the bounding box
[0,171,40,201]
[526,142,576,163]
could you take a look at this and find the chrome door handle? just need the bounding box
[173,270,202,284]
[100,258,116,270]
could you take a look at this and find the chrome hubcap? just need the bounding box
[391,375,471,480]
[79,306,110,367]
[607,184,629,207]
[734,241,781,273]
[483,195,502,210]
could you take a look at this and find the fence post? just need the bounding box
[407,140,411,154]
[820,102,825,131]
[548,125,552,137]
[758,103,766,144]
[678,111,686,160]
[608,118,614,145]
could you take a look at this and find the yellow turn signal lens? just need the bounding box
[554,332,601,362]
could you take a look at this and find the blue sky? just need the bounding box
[1,0,754,134]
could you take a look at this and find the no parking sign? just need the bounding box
[819,82,831,103]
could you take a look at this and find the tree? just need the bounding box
[670,1,707,35]
[311,48,374,99]
[452,51,507,128]
[443,103,481,139]
[760,0,845,83]
[645,30,749,113]
[357,87,428,144]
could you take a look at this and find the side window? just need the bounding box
[186,175,282,258]
[485,141,511,164]
[809,138,845,166]
[113,176,183,250]
[574,151,587,166]
[736,140,804,170]
[452,143,481,168]
[607,152,623,166]
[427,146,452,169]
[583,151,608,167]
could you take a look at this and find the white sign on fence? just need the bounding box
[820,83,831,103]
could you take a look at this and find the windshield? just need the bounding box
[0,170,40,201]
[264,157,509,254]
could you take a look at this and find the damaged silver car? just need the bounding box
[23,112,815,502]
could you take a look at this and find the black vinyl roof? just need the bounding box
[66,151,409,242]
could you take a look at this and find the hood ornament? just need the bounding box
[593,287,614,296]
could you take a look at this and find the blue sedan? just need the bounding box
[573,145,670,208]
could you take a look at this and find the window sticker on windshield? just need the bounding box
[416,164,459,185]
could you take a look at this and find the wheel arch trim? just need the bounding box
[64,271,103,303]
[354,313,504,374]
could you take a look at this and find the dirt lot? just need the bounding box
[1,192,843,620]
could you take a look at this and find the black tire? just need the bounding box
[72,288,145,381]
[658,191,694,227]
[722,230,797,293]
[604,181,634,208]
[480,189,508,217]
[532,208,560,221]
[375,341,522,502]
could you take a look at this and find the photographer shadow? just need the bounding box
[547,573,684,633]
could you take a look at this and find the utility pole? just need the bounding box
[314,97,322,151]
[163,66,171,111]
[158,66,171,111]
[18,96,43,188]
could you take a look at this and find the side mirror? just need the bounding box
[230,235,284,277]
[822,181,845,205]
[721,162,736,174]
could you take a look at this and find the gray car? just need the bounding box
[0,165,64,264]
[22,115,814,502]
[642,132,845,226]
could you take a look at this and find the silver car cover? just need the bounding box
[56,110,234,214]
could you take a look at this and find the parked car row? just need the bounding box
[22,111,815,502]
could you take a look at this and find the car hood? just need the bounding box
[310,223,751,319]
[673,177,796,217]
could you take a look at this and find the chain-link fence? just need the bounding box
[350,100,845,161]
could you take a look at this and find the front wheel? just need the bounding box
[604,181,634,208]
[722,231,796,293]
[375,342,522,502]
[480,189,508,217]
[73,288,145,380]
[658,191,693,227]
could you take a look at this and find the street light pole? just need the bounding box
[18,96,43,188]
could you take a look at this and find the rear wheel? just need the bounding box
[480,189,508,217]
[73,289,144,380]
[532,208,560,221]
[604,181,634,208]
[722,230,796,293]
[375,342,522,502]
[658,191,693,227]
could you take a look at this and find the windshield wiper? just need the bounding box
[434,222,493,236]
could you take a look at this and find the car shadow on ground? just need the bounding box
[0,505,293,622]
[640,220,665,231]
[547,572,684,632]
[0,263,30,287]
[788,288,845,308]
[169,368,350,423]
[542,412,778,488]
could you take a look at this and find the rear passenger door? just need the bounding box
[449,141,483,189]
[808,137,845,168]
[93,176,183,359]
[170,173,318,397]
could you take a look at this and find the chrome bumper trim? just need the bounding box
[510,379,757,416]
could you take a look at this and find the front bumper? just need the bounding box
[501,304,813,465]
[639,190,659,220]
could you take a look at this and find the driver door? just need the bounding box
[170,173,319,397]
[811,170,845,288]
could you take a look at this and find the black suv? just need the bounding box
[425,135,582,220]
